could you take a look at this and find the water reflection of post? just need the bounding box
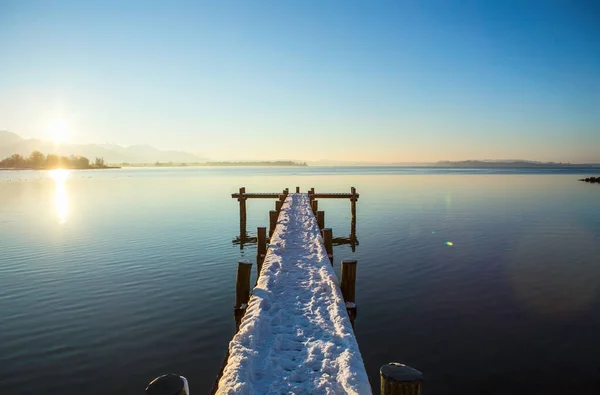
[350,187,357,252]
[238,187,247,248]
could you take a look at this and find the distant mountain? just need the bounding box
[0,131,205,163]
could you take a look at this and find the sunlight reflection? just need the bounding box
[49,169,70,224]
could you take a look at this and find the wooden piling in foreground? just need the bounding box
[234,260,252,331]
[257,227,266,277]
[340,259,357,303]
[380,363,423,395]
[350,187,357,238]
[269,210,278,237]
[317,211,325,230]
[322,228,333,264]
[311,200,318,215]
[341,259,357,324]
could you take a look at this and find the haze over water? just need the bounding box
[1,167,599,394]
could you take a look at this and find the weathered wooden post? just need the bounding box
[350,186,357,234]
[275,200,282,212]
[310,187,315,194]
[257,227,267,278]
[238,187,247,242]
[234,260,252,331]
[311,199,318,215]
[296,186,300,193]
[146,373,189,395]
[341,259,357,325]
[322,228,333,264]
[269,210,278,237]
[279,193,286,202]
[380,363,423,395]
[317,210,325,230]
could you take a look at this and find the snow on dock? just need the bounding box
[217,194,371,395]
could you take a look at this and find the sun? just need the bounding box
[48,120,70,144]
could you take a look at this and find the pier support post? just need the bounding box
[311,200,318,215]
[317,211,325,230]
[269,210,278,238]
[380,363,423,395]
[341,259,357,325]
[234,260,252,331]
[350,186,357,235]
[322,228,333,264]
[296,186,300,193]
[146,373,189,395]
[238,187,247,243]
[275,200,282,212]
[257,227,267,278]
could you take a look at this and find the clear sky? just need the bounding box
[1,0,599,162]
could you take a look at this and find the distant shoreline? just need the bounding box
[0,166,121,170]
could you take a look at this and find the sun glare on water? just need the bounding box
[49,169,70,224]
[48,119,70,144]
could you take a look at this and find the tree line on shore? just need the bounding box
[0,151,107,169]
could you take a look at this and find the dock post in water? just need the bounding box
[234,260,252,331]
[296,186,300,193]
[257,227,267,277]
[146,373,189,395]
[238,187,247,241]
[269,210,278,237]
[341,259,357,325]
[322,228,333,264]
[380,363,423,395]
[275,200,283,212]
[311,199,318,215]
[317,210,325,230]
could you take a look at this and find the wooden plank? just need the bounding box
[232,192,359,199]
[232,193,281,198]
[313,193,359,199]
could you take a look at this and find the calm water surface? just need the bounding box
[1,167,600,394]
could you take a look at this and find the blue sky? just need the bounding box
[1,1,599,162]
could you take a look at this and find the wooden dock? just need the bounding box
[146,187,423,395]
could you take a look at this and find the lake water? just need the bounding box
[1,167,600,395]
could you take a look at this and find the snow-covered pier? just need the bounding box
[216,192,370,394]
[146,189,424,395]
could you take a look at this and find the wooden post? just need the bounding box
[380,363,423,395]
[146,373,189,395]
[279,194,286,202]
[238,187,247,244]
[234,260,252,331]
[350,187,357,249]
[341,259,357,325]
[275,200,282,212]
[322,228,333,264]
[269,210,278,237]
[296,186,300,193]
[256,227,266,277]
[310,187,315,195]
[317,211,325,230]
[311,200,318,215]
